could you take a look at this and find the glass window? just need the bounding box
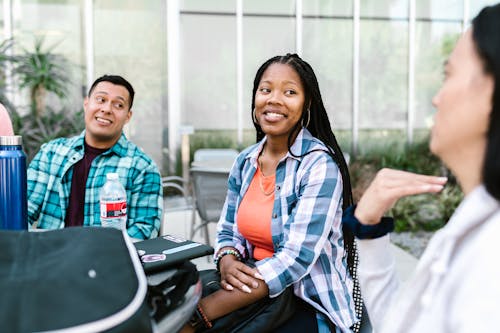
[416,0,463,20]
[470,0,499,19]
[361,0,409,19]
[359,20,408,130]
[243,16,296,130]
[13,0,84,112]
[303,0,352,17]
[180,14,237,130]
[94,0,166,166]
[302,17,353,130]
[414,22,461,130]
[180,0,235,13]
[244,0,295,16]
[0,0,4,38]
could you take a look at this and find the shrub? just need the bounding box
[2,35,82,162]
[15,37,71,118]
[350,136,463,232]
[12,107,84,162]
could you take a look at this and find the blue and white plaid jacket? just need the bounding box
[27,131,162,240]
[215,128,357,331]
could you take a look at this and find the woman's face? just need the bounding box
[431,29,494,163]
[254,63,305,140]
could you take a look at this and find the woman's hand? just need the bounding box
[218,255,265,293]
[355,168,447,225]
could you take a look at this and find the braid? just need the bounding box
[291,56,361,332]
[251,54,362,331]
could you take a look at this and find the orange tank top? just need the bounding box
[237,167,275,260]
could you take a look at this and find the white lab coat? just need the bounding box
[358,185,500,332]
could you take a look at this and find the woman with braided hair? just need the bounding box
[182,54,360,332]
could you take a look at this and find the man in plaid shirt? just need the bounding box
[27,75,162,240]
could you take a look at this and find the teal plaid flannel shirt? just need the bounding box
[27,131,162,239]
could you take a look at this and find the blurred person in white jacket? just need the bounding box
[344,3,500,332]
[0,103,14,136]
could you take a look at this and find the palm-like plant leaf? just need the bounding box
[18,107,85,162]
[15,36,71,116]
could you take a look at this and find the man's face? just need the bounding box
[83,81,132,149]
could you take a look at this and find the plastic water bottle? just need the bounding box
[100,172,127,230]
[0,136,28,230]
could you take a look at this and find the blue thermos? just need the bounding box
[0,136,28,230]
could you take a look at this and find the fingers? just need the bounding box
[369,168,447,197]
[355,168,448,225]
[220,264,265,294]
[239,265,265,280]
[220,277,252,293]
[226,270,258,293]
[373,181,444,199]
[374,168,447,189]
[220,279,234,291]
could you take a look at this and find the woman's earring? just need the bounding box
[252,108,258,124]
[301,108,311,128]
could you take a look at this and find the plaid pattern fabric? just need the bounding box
[27,131,162,240]
[216,129,358,332]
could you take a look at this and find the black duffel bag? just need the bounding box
[0,227,198,333]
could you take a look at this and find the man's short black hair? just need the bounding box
[88,75,135,109]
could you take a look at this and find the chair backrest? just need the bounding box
[190,168,229,222]
[193,148,239,162]
[161,176,192,211]
[160,176,193,236]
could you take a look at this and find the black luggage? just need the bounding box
[0,227,199,333]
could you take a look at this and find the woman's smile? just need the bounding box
[254,63,305,139]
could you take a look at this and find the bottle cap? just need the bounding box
[106,172,119,180]
[0,136,22,146]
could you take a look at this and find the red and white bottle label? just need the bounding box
[100,200,127,218]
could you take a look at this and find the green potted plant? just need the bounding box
[15,37,70,118]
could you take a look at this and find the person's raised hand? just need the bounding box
[218,255,264,294]
[354,168,447,225]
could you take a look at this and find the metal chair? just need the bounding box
[189,167,230,246]
[160,176,193,236]
[193,148,239,163]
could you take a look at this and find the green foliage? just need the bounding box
[351,135,463,232]
[15,37,71,117]
[1,35,82,161]
[189,131,238,161]
[360,138,442,175]
[391,184,463,232]
[12,107,85,162]
[441,33,460,58]
[168,131,239,176]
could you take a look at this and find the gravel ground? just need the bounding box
[390,231,435,258]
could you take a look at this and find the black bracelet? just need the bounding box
[343,205,394,239]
